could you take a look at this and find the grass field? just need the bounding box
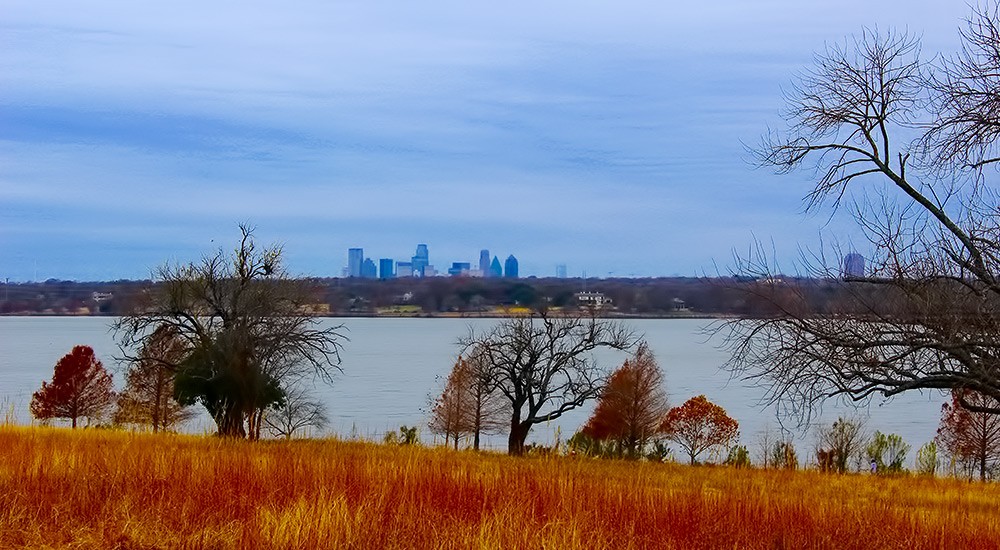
[1,425,998,549]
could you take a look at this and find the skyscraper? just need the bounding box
[504,255,519,278]
[843,253,864,278]
[479,249,491,276]
[556,264,567,278]
[411,244,429,277]
[489,256,503,278]
[347,248,364,278]
[361,258,377,279]
[379,258,394,279]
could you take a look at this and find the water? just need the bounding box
[0,316,945,455]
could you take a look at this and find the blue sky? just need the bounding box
[0,1,969,280]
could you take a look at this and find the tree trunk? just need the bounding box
[508,421,531,456]
[71,415,77,429]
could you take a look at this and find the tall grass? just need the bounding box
[1,425,997,549]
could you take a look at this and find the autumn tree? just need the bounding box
[114,225,346,439]
[580,343,668,458]
[720,3,1000,421]
[114,325,193,432]
[936,389,1000,481]
[30,345,115,428]
[660,395,739,465]
[428,352,507,450]
[460,310,637,455]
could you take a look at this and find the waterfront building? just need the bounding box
[379,258,394,279]
[843,253,864,278]
[575,291,612,309]
[347,248,364,278]
[504,255,519,278]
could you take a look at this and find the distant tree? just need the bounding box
[30,345,115,428]
[429,357,473,449]
[660,395,739,465]
[866,431,911,474]
[580,343,668,458]
[936,389,1000,481]
[263,385,328,440]
[724,445,752,468]
[816,417,866,473]
[915,441,939,477]
[769,440,798,470]
[428,352,508,450]
[460,310,637,455]
[114,325,193,432]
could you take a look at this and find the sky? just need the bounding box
[0,1,973,281]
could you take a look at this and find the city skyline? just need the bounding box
[1,1,969,281]
[344,244,523,279]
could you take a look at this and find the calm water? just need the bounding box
[0,316,945,454]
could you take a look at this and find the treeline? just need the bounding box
[1,276,875,317]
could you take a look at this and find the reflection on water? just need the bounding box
[0,316,945,453]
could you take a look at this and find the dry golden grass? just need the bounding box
[1,425,998,549]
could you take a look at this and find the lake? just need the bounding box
[0,316,946,455]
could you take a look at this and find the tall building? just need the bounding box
[379,258,394,279]
[361,258,377,279]
[504,255,519,278]
[489,256,503,278]
[843,253,864,278]
[448,262,471,277]
[411,244,429,277]
[479,249,491,276]
[556,264,567,278]
[397,261,413,278]
[347,248,364,278]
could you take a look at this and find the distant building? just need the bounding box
[397,261,414,278]
[379,258,394,279]
[504,255,519,278]
[843,253,864,278]
[361,258,377,279]
[575,291,612,309]
[412,244,429,277]
[489,256,503,278]
[347,248,364,278]
[479,249,491,276]
[556,264,567,279]
[448,262,471,276]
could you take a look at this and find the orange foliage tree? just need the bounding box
[936,389,1000,481]
[581,343,668,458]
[429,352,507,450]
[114,326,193,432]
[660,395,738,465]
[30,345,115,428]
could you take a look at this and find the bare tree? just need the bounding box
[720,4,1000,420]
[936,389,1000,481]
[815,416,867,474]
[460,310,637,456]
[114,224,346,439]
[263,385,329,440]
